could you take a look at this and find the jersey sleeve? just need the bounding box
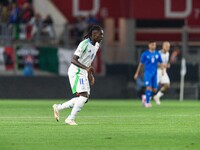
[167,52,170,63]
[140,52,146,64]
[74,40,89,57]
[74,43,84,57]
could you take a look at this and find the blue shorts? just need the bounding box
[144,72,158,89]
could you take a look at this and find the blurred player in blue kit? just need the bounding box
[134,41,164,108]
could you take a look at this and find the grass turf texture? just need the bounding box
[0,100,200,150]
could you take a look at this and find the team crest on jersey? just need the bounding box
[155,55,159,59]
[88,49,91,53]
[151,57,155,63]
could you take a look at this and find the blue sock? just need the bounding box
[145,90,152,104]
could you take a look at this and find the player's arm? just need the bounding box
[159,63,165,75]
[88,72,95,85]
[134,63,143,80]
[134,53,145,80]
[158,63,170,69]
[167,53,171,68]
[158,63,162,68]
[71,55,95,85]
[158,58,165,76]
[157,53,165,75]
[71,55,86,69]
[71,55,92,71]
[166,63,170,69]
[71,55,95,73]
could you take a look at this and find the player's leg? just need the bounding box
[65,92,88,125]
[141,87,146,106]
[57,97,78,110]
[65,75,90,125]
[154,73,170,102]
[145,86,153,107]
[53,73,78,121]
[53,97,80,121]
[53,97,79,121]
[151,73,160,105]
[144,73,153,107]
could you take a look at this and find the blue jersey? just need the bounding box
[140,50,162,75]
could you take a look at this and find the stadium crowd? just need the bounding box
[0,0,54,40]
[0,0,101,46]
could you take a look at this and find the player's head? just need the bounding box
[84,25,104,43]
[148,40,156,51]
[162,41,170,53]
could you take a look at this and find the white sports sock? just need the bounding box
[67,96,87,120]
[57,97,79,111]
[157,91,164,98]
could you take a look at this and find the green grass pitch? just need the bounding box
[0,99,200,150]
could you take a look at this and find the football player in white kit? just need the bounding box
[153,41,171,105]
[53,25,103,125]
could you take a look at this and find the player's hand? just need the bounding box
[134,73,138,80]
[88,72,95,85]
[167,64,170,68]
[86,66,95,74]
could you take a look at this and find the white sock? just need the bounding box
[156,91,164,98]
[142,95,154,102]
[67,96,87,120]
[142,94,146,100]
[57,97,79,111]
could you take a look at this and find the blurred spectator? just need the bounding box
[0,1,35,40]
[0,5,9,23]
[170,46,181,63]
[42,14,55,38]
[11,2,34,39]
[17,0,30,8]
[23,55,34,76]
[29,13,42,38]
[74,16,87,45]
[19,2,33,23]
[9,3,19,24]
[86,13,99,27]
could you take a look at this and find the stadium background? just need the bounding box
[0,0,199,100]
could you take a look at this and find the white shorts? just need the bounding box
[68,65,90,95]
[157,69,170,84]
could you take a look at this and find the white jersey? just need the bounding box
[68,38,100,76]
[68,38,100,94]
[157,49,170,84]
[158,50,169,72]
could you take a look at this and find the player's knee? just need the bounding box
[80,92,89,104]
[79,92,89,99]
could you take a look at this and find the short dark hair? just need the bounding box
[149,40,156,43]
[84,25,102,39]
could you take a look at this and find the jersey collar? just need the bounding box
[89,38,93,44]
[148,49,155,53]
